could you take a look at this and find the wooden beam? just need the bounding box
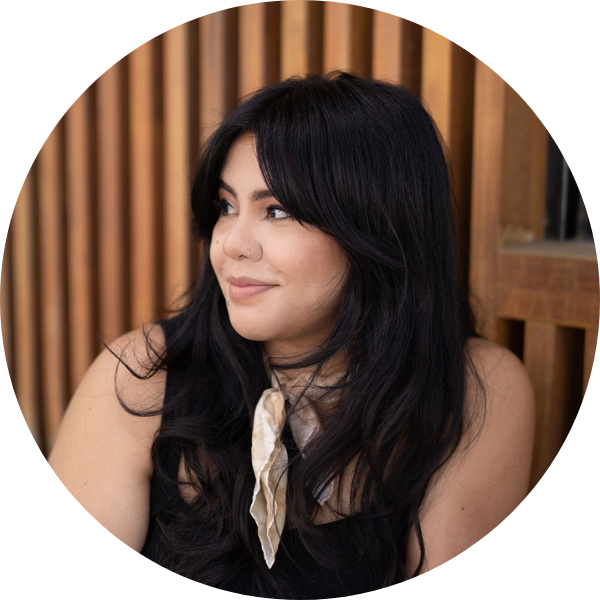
[525,322,583,488]
[38,122,69,450]
[280,0,323,78]
[238,2,280,97]
[11,176,42,446]
[469,60,507,341]
[497,244,599,329]
[200,8,238,141]
[372,12,421,92]
[323,2,372,77]
[129,39,161,327]
[65,87,97,393]
[584,327,598,396]
[97,59,128,342]
[499,88,548,245]
[163,23,192,312]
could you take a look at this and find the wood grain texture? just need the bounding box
[372,12,421,91]
[497,244,599,328]
[281,0,323,77]
[584,327,598,396]
[97,60,128,343]
[469,60,506,341]
[37,121,72,444]
[525,322,583,488]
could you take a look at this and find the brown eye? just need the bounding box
[213,199,236,216]
[266,206,291,220]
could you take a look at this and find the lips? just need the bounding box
[227,276,277,300]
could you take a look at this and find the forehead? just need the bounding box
[219,135,273,201]
[220,134,261,180]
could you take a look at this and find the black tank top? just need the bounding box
[141,317,389,598]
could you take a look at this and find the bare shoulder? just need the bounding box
[61,324,165,420]
[48,323,167,551]
[405,337,536,573]
[466,336,530,385]
[465,337,535,432]
[461,337,536,488]
[50,323,167,472]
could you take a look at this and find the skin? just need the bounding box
[406,338,535,572]
[49,136,535,575]
[49,328,165,551]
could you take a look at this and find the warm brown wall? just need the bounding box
[1,2,597,487]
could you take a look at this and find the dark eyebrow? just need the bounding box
[218,179,274,202]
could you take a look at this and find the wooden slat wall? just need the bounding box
[469,60,599,484]
[2,4,598,498]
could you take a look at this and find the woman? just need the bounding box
[49,72,535,598]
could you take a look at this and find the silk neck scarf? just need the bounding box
[249,369,342,568]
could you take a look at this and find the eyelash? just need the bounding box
[213,199,292,221]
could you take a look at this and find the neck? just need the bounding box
[263,341,348,381]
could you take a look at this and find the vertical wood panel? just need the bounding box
[421,29,452,137]
[372,13,421,91]
[65,89,96,392]
[200,9,238,142]
[238,2,281,97]
[323,2,372,77]
[281,0,323,78]
[583,327,598,396]
[11,177,42,444]
[97,60,128,342]
[129,40,160,327]
[38,123,69,449]
[164,24,191,311]
[324,2,352,73]
[422,34,475,200]
[0,228,14,385]
[421,29,474,286]
[186,20,201,283]
[525,322,583,487]
[469,60,507,341]
[399,19,422,92]
[499,88,548,245]
[526,321,557,487]
[372,11,400,82]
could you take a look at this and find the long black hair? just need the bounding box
[126,72,480,597]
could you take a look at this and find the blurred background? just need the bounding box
[0,1,597,490]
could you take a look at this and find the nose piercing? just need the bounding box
[241,244,262,260]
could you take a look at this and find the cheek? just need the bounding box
[309,236,347,281]
[272,233,347,288]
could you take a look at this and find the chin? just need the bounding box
[234,330,271,343]
[227,316,274,343]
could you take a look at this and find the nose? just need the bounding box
[221,215,263,262]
